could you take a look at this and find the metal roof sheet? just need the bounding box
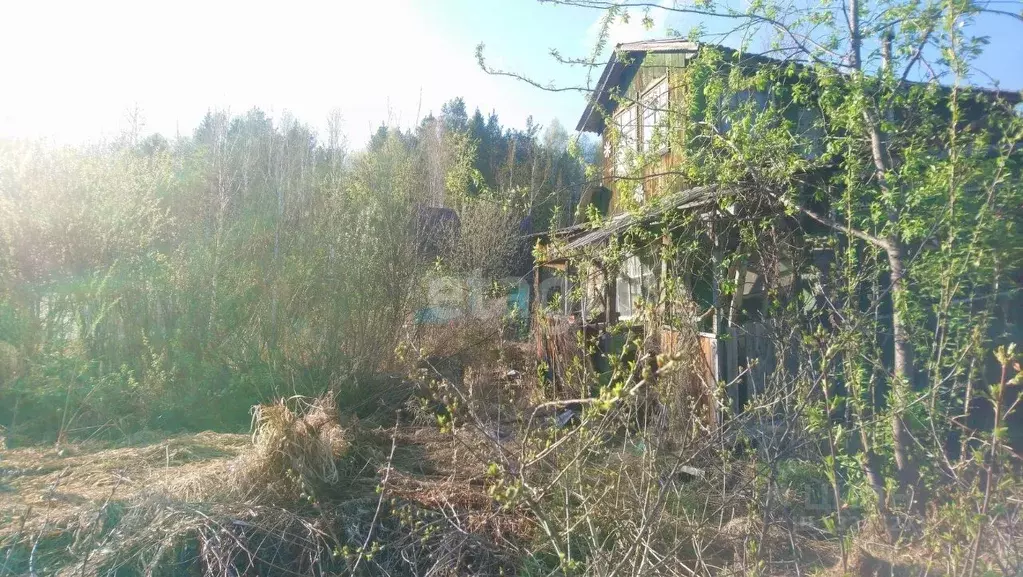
[544,185,727,261]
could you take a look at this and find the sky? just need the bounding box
[0,0,1020,148]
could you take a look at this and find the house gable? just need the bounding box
[577,40,699,134]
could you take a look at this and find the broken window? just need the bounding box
[718,89,769,134]
[795,106,824,159]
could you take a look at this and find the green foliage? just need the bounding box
[531,0,1023,571]
[0,103,585,442]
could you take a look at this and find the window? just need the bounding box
[612,104,637,177]
[795,107,824,160]
[616,255,657,320]
[718,89,769,133]
[542,274,580,317]
[611,104,644,204]
[641,78,669,153]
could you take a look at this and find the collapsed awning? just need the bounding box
[541,185,728,263]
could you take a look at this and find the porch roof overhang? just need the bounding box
[539,185,729,265]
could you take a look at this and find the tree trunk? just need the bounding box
[849,0,920,508]
[886,240,921,500]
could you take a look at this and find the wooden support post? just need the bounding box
[725,326,739,411]
[709,219,724,381]
[533,260,542,360]
[727,262,746,329]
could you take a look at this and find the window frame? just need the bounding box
[640,76,670,155]
[616,253,657,321]
[611,103,638,178]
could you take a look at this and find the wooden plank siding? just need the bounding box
[660,326,719,426]
[545,46,783,431]
[659,321,775,426]
[601,52,690,215]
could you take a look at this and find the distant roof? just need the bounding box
[576,40,1021,134]
[415,205,460,256]
[417,205,460,229]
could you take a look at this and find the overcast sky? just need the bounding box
[1,0,1019,148]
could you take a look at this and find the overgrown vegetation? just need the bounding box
[0,103,583,442]
[2,0,1023,574]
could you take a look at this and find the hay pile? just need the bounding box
[0,396,370,575]
[237,396,355,502]
[84,396,373,576]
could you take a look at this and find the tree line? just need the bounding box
[0,100,588,440]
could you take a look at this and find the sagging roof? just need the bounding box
[576,39,1021,134]
[542,185,728,263]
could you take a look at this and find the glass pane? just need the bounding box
[614,105,637,176]
[617,276,633,318]
[642,79,668,151]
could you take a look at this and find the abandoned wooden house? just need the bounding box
[531,39,1021,425]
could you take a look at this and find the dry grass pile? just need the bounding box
[235,395,357,502]
[0,393,531,576]
[0,432,249,540]
[0,396,370,576]
[87,395,525,576]
[0,432,251,575]
[108,393,362,575]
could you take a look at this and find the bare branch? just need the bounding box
[476,43,593,93]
